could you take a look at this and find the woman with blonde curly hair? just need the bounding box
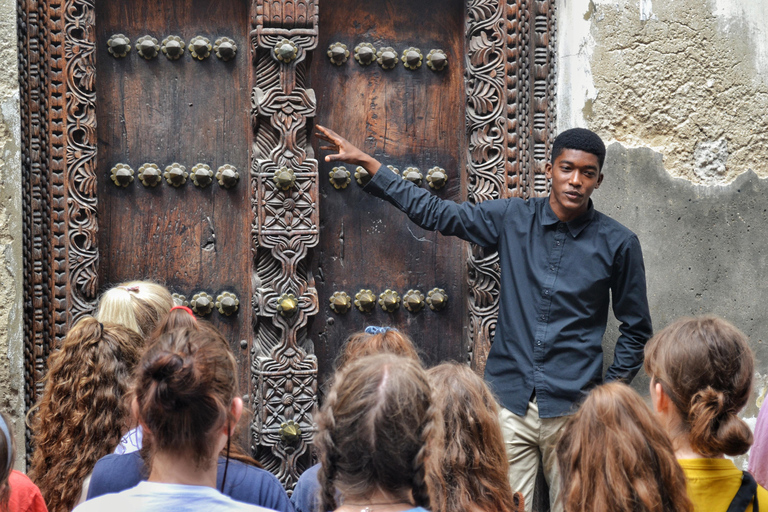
[28,317,144,512]
[556,382,692,512]
[427,362,519,512]
[316,354,443,512]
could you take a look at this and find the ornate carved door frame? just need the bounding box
[17,0,557,484]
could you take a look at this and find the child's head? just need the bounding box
[335,326,420,370]
[97,281,174,338]
[316,354,442,511]
[644,315,754,457]
[557,382,692,512]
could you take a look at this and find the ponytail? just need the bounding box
[688,386,753,457]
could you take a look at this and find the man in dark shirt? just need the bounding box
[316,126,652,511]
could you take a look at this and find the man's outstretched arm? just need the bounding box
[315,125,508,248]
[605,235,653,383]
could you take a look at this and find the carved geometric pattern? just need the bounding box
[65,0,100,323]
[250,0,320,492]
[465,0,557,374]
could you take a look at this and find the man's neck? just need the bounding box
[548,196,588,223]
[148,451,218,488]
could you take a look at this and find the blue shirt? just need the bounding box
[87,452,294,512]
[365,166,652,417]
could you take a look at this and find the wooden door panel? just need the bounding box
[95,0,252,387]
[310,0,467,381]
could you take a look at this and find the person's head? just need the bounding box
[29,317,144,512]
[134,325,242,471]
[316,354,443,511]
[97,280,174,338]
[644,315,754,457]
[545,128,606,222]
[0,412,15,509]
[427,362,516,512]
[148,305,198,339]
[557,383,692,512]
[335,326,420,370]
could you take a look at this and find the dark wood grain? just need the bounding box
[95,0,252,395]
[309,0,468,382]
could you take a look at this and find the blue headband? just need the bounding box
[0,415,12,472]
[364,326,397,335]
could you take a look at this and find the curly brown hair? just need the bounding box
[28,317,144,512]
[427,362,516,512]
[557,382,692,512]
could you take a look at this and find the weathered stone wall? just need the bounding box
[0,0,24,467]
[557,0,768,467]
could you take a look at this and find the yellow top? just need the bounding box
[679,458,768,512]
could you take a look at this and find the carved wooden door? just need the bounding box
[308,0,468,382]
[20,0,557,491]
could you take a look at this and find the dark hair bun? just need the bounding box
[149,353,184,382]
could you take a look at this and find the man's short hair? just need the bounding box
[551,128,606,171]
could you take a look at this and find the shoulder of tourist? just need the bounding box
[222,458,294,512]
[8,470,48,512]
[87,451,145,498]
[756,482,768,506]
[291,463,321,512]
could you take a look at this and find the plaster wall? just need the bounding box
[0,0,24,467]
[557,0,768,468]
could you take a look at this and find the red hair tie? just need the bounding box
[170,305,196,321]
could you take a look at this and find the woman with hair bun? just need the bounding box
[315,353,443,512]
[75,326,275,512]
[29,318,144,511]
[427,362,518,512]
[645,315,765,512]
[556,382,692,512]
[96,281,174,339]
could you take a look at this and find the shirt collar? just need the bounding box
[542,199,596,237]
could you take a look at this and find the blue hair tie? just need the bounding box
[0,415,12,472]
[365,326,397,335]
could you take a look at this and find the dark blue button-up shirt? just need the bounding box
[365,165,652,418]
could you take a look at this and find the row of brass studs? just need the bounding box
[110,163,239,189]
[329,288,448,314]
[328,42,448,71]
[173,291,240,316]
[329,165,448,190]
[107,34,237,61]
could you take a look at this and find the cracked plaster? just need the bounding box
[558,0,768,185]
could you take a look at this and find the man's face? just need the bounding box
[545,149,603,222]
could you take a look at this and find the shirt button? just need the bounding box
[559,224,566,232]
[539,316,546,321]
[543,290,550,296]
[537,340,542,346]
[550,266,556,271]
[556,241,561,246]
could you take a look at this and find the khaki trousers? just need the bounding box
[498,398,568,512]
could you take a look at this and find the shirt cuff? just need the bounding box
[363,163,398,198]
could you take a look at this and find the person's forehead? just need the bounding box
[554,149,600,167]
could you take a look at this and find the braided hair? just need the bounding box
[316,354,444,511]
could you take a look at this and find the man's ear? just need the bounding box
[595,172,604,189]
[545,161,553,180]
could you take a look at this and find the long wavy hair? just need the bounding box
[316,354,444,512]
[644,315,754,457]
[335,328,421,369]
[557,382,692,512]
[28,317,144,512]
[427,362,516,512]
